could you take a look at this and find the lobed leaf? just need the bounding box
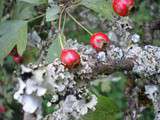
[0,20,27,65]
[13,1,37,20]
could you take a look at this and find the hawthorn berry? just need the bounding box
[90,32,110,51]
[112,0,134,16]
[0,105,6,113]
[9,47,23,64]
[13,55,23,64]
[60,49,80,68]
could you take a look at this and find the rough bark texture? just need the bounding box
[16,39,160,120]
[21,18,160,120]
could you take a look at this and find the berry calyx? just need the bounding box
[112,0,134,16]
[90,32,110,51]
[60,49,80,68]
[9,46,23,64]
[9,47,18,56]
[13,55,23,64]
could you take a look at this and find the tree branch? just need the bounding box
[16,40,160,120]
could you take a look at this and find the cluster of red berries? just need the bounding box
[60,32,110,68]
[61,0,135,68]
[9,47,23,64]
[9,0,134,67]
[112,0,134,16]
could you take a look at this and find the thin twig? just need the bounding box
[58,6,67,49]
[66,10,93,36]
[58,6,66,32]
[27,14,45,23]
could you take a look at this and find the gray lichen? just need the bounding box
[50,94,97,120]
[110,16,133,48]
[126,45,160,76]
[145,85,160,120]
[14,38,160,120]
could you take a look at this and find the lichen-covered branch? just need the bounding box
[13,37,160,120]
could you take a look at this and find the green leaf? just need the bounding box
[80,0,113,20]
[0,20,27,65]
[46,5,60,22]
[18,0,48,5]
[46,33,65,63]
[81,96,119,120]
[13,1,37,20]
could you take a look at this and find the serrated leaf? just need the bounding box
[13,1,37,20]
[18,0,47,5]
[80,0,113,20]
[81,96,119,120]
[0,20,27,65]
[46,5,60,22]
[46,33,65,63]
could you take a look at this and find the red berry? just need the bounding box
[112,0,134,16]
[90,32,110,51]
[0,105,6,113]
[13,55,23,64]
[60,49,80,68]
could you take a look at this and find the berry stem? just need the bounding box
[59,34,64,49]
[66,10,93,36]
[27,14,45,23]
[58,7,66,33]
[62,13,66,33]
[58,6,67,50]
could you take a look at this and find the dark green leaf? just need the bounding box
[0,20,27,64]
[13,1,37,20]
[81,96,119,120]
